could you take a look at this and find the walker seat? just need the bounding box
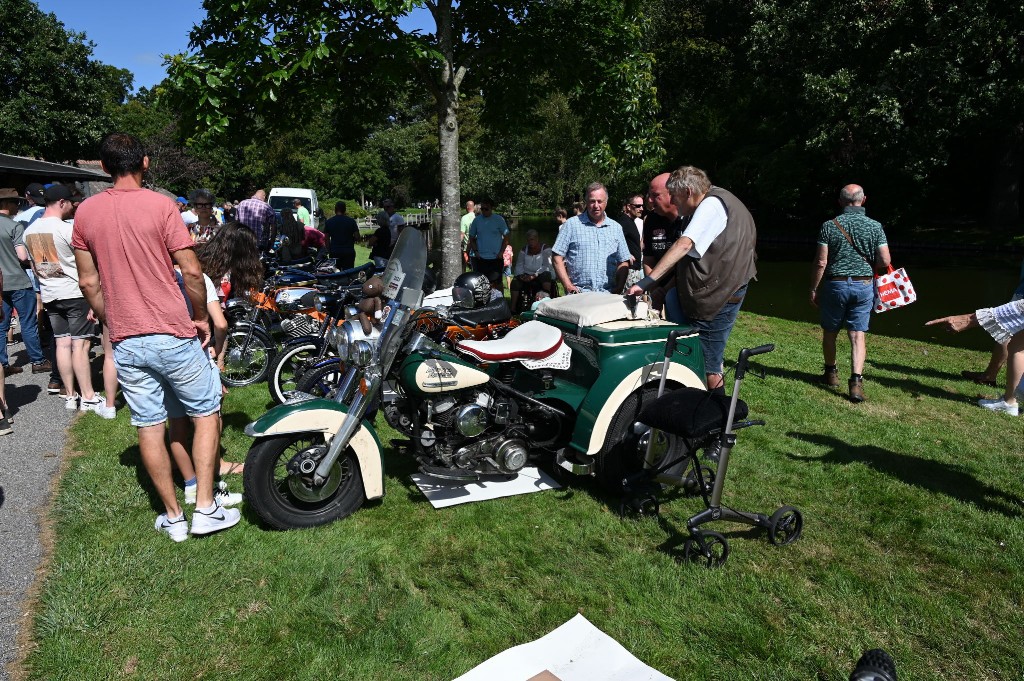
[638,387,748,440]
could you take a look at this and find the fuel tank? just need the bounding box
[399,353,492,396]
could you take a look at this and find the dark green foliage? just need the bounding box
[0,0,132,162]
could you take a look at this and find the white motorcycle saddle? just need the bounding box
[456,320,563,362]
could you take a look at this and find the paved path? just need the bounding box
[0,339,77,681]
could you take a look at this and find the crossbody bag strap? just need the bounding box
[833,218,875,274]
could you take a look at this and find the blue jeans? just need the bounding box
[1,287,45,365]
[665,284,748,375]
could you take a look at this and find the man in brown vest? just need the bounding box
[629,166,757,393]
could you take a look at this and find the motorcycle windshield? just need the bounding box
[381,229,427,309]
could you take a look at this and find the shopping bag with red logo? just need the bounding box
[874,265,916,312]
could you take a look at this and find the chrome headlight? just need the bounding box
[350,340,373,367]
[313,294,324,312]
[335,331,350,361]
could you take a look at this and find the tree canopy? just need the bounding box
[0,0,132,163]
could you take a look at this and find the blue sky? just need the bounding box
[36,0,433,92]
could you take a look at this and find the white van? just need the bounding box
[268,187,320,229]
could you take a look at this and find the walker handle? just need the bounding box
[663,329,685,358]
[736,344,774,379]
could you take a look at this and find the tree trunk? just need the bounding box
[433,0,463,288]
[437,90,462,288]
[989,122,1023,231]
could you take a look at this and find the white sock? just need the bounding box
[196,504,217,514]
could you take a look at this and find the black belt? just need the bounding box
[829,275,872,281]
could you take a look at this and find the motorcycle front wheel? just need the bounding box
[221,327,276,387]
[267,341,324,404]
[244,434,365,529]
[294,359,347,399]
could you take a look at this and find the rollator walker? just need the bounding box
[621,330,804,568]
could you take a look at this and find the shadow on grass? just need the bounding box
[221,409,257,433]
[118,444,165,514]
[763,365,854,398]
[787,431,1023,517]
[869,359,977,382]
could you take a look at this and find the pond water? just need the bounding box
[484,215,1021,353]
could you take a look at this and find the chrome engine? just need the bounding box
[385,388,543,476]
[280,315,317,338]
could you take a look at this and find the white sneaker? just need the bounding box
[190,504,241,536]
[79,394,106,415]
[64,393,80,410]
[978,397,1019,416]
[94,404,117,420]
[215,480,243,507]
[155,513,189,542]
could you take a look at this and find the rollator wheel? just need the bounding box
[768,506,804,546]
[618,494,660,519]
[681,530,729,568]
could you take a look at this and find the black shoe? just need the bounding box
[703,439,722,464]
[0,408,11,436]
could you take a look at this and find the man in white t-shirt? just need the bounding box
[23,185,112,417]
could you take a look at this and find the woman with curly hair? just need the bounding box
[276,208,308,263]
[194,220,264,300]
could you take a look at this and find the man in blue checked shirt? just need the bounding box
[552,182,631,294]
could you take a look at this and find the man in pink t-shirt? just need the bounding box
[73,133,240,541]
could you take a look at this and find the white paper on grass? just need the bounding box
[453,614,674,681]
[410,466,561,509]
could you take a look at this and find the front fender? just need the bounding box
[573,362,705,456]
[281,334,322,350]
[244,399,384,500]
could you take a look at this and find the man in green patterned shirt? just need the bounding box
[810,184,891,402]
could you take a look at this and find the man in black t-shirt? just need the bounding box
[323,202,362,269]
[367,222,392,268]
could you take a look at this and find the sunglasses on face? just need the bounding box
[194,203,213,208]
[630,204,643,208]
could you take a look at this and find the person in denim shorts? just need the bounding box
[810,184,891,403]
[72,133,240,542]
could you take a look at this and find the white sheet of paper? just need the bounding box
[453,614,674,681]
[410,466,561,508]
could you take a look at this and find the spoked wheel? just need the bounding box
[295,359,347,399]
[221,327,276,387]
[243,434,365,530]
[768,505,804,546]
[268,342,331,404]
[618,493,660,519]
[681,530,730,568]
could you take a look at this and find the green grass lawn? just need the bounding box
[23,312,1024,680]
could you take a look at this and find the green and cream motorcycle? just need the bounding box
[242,229,707,530]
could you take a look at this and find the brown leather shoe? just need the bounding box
[821,367,840,387]
[31,360,52,374]
[2,364,23,375]
[849,377,865,403]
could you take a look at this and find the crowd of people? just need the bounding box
[3,128,1015,543]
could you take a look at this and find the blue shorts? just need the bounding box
[113,334,221,427]
[820,278,873,332]
[665,283,747,376]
